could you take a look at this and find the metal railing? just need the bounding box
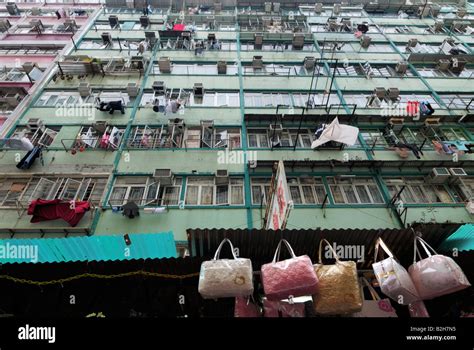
[61,138,120,152]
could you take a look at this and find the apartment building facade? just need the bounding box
[0,0,472,245]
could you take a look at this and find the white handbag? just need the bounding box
[372,238,420,305]
[198,238,254,299]
[352,278,397,317]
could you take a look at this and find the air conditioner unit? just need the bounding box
[273,2,280,12]
[395,61,408,74]
[30,19,44,32]
[452,21,463,31]
[327,18,339,31]
[450,57,467,74]
[262,16,272,27]
[374,87,386,99]
[31,7,41,16]
[64,19,77,31]
[152,81,165,94]
[22,62,36,74]
[272,16,281,26]
[26,118,43,132]
[333,4,341,15]
[252,56,263,69]
[388,118,404,131]
[5,93,21,107]
[304,56,316,71]
[457,8,466,18]
[6,2,19,16]
[269,123,283,134]
[126,83,139,97]
[193,83,204,98]
[254,33,263,50]
[108,15,119,28]
[292,33,305,50]
[387,88,400,100]
[208,33,217,42]
[314,3,323,13]
[466,200,474,214]
[427,167,450,184]
[158,57,171,73]
[153,169,174,185]
[433,20,444,32]
[101,32,112,45]
[360,35,372,48]
[264,2,272,13]
[357,22,369,33]
[418,6,430,17]
[430,4,440,17]
[407,38,418,47]
[248,160,257,168]
[0,19,11,32]
[342,18,351,29]
[215,169,229,185]
[449,168,468,177]
[78,82,91,97]
[140,16,150,28]
[217,61,227,74]
[437,58,451,71]
[424,117,440,126]
[214,2,222,13]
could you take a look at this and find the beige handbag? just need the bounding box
[313,239,363,315]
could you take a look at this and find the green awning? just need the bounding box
[0,232,176,264]
[440,224,474,252]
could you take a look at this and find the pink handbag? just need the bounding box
[263,299,306,318]
[408,237,471,300]
[261,239,319,301]
[234,297,261,317]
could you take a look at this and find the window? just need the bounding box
[154,63,239,75]
[327,177,384,204]
[10,126,61,147]
[251,178,272,205]
[185,177,244,206]
[76,125,124,150]
[287,177,327,204]
[247,128,315,148]
[385,178,456,204]
[110,176,171,206]
[451,178,474,202]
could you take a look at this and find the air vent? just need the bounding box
[109,15,119,28]
[217,61,227,74]
[193,83,204,98]
[78,82,91,97]
[153,169,174,185]
[449,168,467,177]
[158,57,171,73]
[101,32,112,45]
[395,61,408,74]
[126,83,139,97]
[427,168,450,184]
[140,16,150,28]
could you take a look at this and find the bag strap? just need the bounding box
[318,239,340,264]
[360,277,381,301]
[374,237,394,263]
[413,236,437,263]
[213,238,237,260]
[272,239,296,263]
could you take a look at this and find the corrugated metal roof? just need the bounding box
[0,232,177,264]
[187,224,460,269]
[440,224,474,252]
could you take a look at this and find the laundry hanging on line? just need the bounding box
[311,117,359,149]
[27,199,91,227]
[0,137,34,151]
[16,146,43,170]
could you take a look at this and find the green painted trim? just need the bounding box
[237,29,253,230]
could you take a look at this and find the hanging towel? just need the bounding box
[311,117,359,149]
[27,199,90,227]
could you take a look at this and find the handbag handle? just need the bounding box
[373,238,394,263]
[360,277,381,301]
[318,239,340,264]
[412,236,438,264]
[272,239,297,263]
[213,238,238,260]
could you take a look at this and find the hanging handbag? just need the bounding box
[352,278,397,317]
[408,236,470,300]
[312,239,363,315]
[263,298,306,318]
[234,297,261,317]
[372,238,420,305]
[198,238,254,299]
[261,239,319,301]
[408,300,430,318]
